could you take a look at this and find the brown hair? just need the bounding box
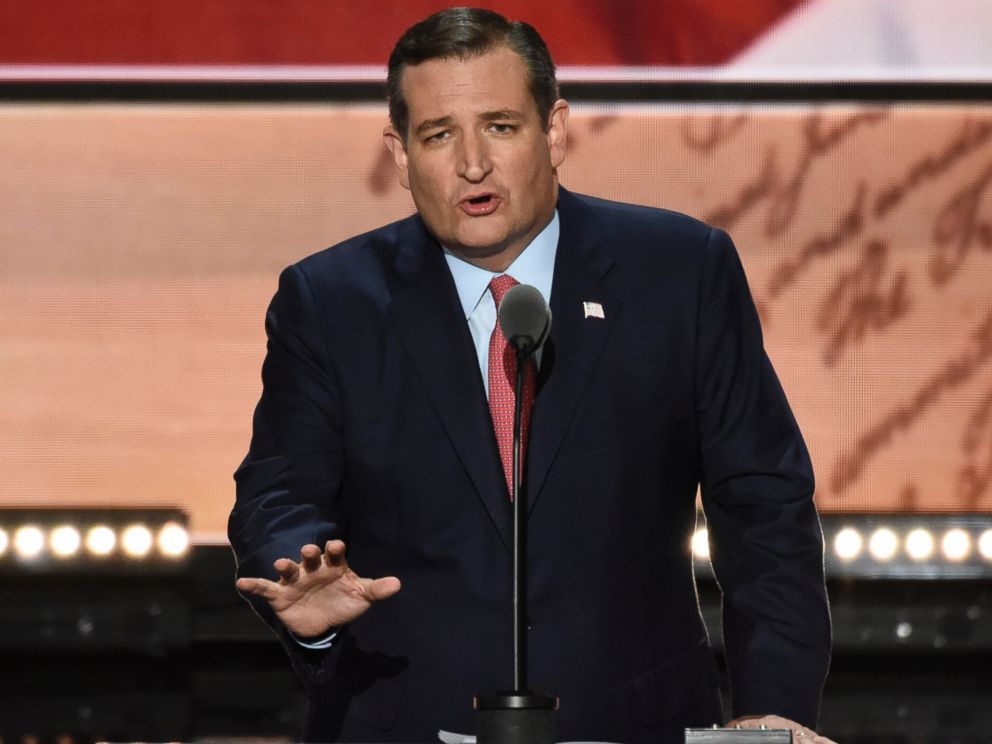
[387,7,559,140]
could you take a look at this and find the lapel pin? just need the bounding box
[583,301,605,319]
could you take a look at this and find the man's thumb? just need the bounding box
[365,575,401,601]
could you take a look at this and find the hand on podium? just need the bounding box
[726,715,837,744]
[236,539,401,638]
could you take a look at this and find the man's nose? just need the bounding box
[456,133,493,182]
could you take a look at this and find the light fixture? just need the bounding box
[50,525,82,558]
[942,528,971,562]
[979,529,992,561]
[905,528,935,561]
[121,524,153,558]
[691,528,710,559]
[0,509,191,574]
[157,522,189,558]
[85,525,116,557]
[834,527,863,561]
[14,525,45,560]
[868,528,899,561]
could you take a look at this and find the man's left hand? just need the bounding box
[726,715,838,743]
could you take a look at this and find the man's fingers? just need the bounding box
[364,575,402,601]
[324,539,346,567]
[274,558,300,583]
[300,544,323,572]
[728,716,829,743]
[236,576,281,600]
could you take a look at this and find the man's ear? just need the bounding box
[383,125,411,191]
[546,99,569,169]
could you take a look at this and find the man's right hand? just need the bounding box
[235,539,401,639]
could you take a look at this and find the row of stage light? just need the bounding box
[2,509,990,578]
[691,514,992,579]
[0,509,190,572]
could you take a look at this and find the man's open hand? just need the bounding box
[727,715,837,744]
[235,539,401,639]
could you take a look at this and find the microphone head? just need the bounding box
[498,284,552,356]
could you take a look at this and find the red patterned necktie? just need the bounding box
[488,274,537,499]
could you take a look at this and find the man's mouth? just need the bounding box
[459,193,501,216]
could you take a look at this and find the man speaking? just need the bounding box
[229,7,833,743]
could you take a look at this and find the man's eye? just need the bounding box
[425,131,450,143]
[488,123,515,134]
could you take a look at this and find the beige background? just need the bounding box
[1,102,990,540]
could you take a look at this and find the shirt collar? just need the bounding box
[443,210,559,320]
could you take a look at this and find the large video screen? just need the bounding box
[1,102,990,540]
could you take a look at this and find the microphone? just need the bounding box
[475,281,558,744]
[497,284,551,357]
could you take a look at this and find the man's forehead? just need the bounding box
[401,49,536,125]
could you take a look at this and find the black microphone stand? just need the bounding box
[474,339,557,744]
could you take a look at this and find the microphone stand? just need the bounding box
[511,341,527,692]
[475,339,557,744]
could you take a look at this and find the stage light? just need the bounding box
[49,525,81,558]
[905,528,935,561]
[85,525,116,556]
[157,522,189,558]
[691,528,709,559]
[121,524,153,558]
[14,525,45,560]
[815,515,992,579]
[868,528,899,561]
[0,508,191,576]
[834,527,863,560]
[980,530,992,561]
[942,528,971,562]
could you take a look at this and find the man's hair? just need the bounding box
[387,7,559,140]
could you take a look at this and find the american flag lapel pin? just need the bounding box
[583,301,605,319]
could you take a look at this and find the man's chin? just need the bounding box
[446,227,519,261]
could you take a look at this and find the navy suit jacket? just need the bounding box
[229,188,831,743]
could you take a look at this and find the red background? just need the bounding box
[0,0,801,66]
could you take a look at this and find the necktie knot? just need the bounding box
[489,274,519,306]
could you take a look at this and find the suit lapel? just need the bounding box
[528,189,621,514]
[386,218,512,551]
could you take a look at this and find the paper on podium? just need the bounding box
[438,731,476,744]
[685,728,792,743]
[440,729,792,744]
[439,731,621,744]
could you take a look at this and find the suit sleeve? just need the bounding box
[695,227,831,728]
[228,262,346,693]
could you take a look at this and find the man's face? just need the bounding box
[384,46,568,271]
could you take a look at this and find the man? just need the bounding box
[230,8,832,743]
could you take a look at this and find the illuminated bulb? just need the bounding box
[868,528,899,562]
[157,522,189,558]
[49,525,81,558]
[979,530,992,561]
[14,525,45,560]
[834,527,863,561]
[85,525,116,556]
[121,524,153,558]
[0,527,8,557]
[691,528,709,559]
[942,528,971,562]
[905,528,935,561]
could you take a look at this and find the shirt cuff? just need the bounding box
[288,628,338,649]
